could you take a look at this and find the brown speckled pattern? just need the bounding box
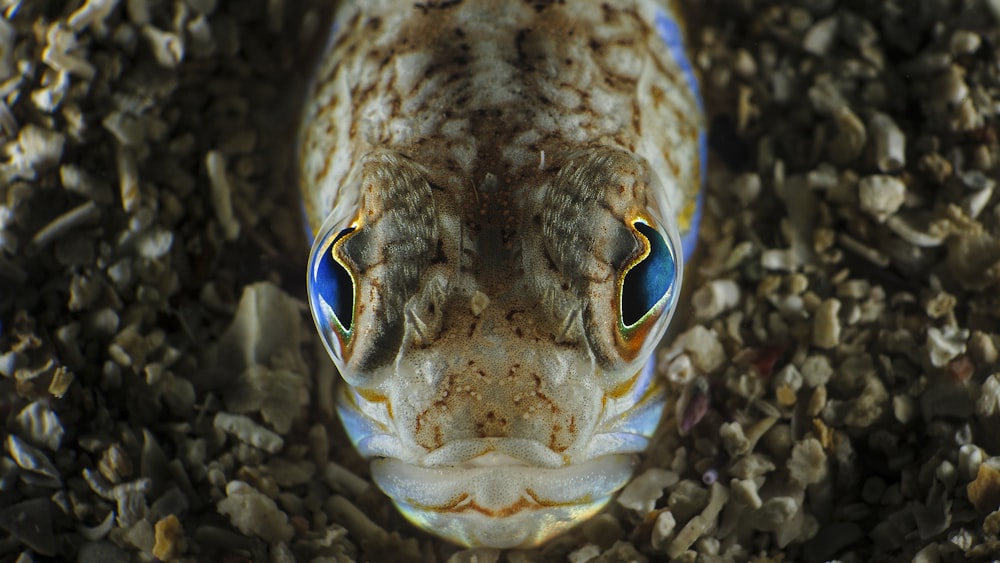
[299,0,703,548]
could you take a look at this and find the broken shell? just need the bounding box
[7,435,62,487]
[98,443,133,484]
[885,215,945,247]
[14,401,64,451]
[869,112,906,173]
[802,15,838,56]
[142,25,184,68]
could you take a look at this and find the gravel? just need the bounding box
[1,0,1000,562]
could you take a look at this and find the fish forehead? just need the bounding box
[300,0,702,238]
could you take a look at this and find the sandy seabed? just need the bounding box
[2,0,1000,562]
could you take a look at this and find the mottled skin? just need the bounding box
[300,0,702,548]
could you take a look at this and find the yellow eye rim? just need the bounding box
[614,215,678,360]
[308,217,362,361]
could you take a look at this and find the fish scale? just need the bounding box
[299,0,704,549]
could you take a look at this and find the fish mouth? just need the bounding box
[419,437,567,468]
[370,453,638,549]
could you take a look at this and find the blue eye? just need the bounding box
[310,227,356,333]
[621,222,676,327]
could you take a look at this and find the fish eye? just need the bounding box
[620,220,677,329]
[308,224,358,353]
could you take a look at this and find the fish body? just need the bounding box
[299,0,703,549]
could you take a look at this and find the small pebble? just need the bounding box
[217,480,294,544]
[812,299,841,349]
[692,279,741,320]
[959,445,985,482]
[152,514,184,561]
[650,511,677,551]
[858,175,906,221]
[967,464,1000,512]
[949,30,981,55]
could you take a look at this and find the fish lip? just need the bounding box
[419,437,567,468]
[369,453,639,548]
[371,453,637,510]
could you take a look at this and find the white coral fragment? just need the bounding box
[617,468,678,514]
[206,150,241,241]
[673,326,725,373]
[650,511,677,551]
[224,365,308,434]
[7,124,66,178]
[859,175,906,221]
[666,483,728,558]
[730,478,763,509]
[691,279,740,320]
[217,480,294,543]
[946,233,1000,291]
[214,412,284,454]
[812,299,841,349]
[976,374,1000,417]
[787,438,828,486]
[926,325,968,367]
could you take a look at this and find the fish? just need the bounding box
[298,0,704,549]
